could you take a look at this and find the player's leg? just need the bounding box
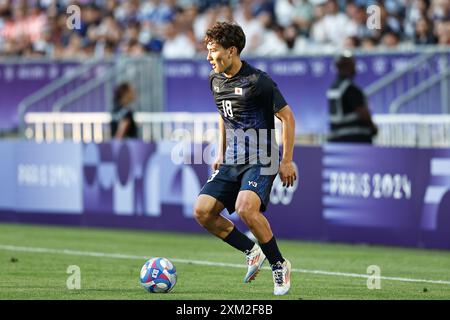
[235,190,274,243]
[194,194,255,253]
[236,190,286,267]
[194,166,265,282]
[235,191,291,295]
[237,167,292,295]
[193,194,232,238]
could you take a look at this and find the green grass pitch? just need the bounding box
[0,223,450,300]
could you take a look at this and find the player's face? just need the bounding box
[206,42,233,73]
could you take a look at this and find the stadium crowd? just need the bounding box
[0,0,449,58]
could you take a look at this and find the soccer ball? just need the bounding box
[139,257,177,293]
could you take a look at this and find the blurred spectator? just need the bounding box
[311,0,355,48]
[347,3,378,40]
[255,23,289,55]
[0,1,47,52]
[275,0,314,36]
[111,82,138,139]
[361,36,378,50]
[61,32,86,58]
[435,19,450,44]
[381,31,401,47]
[0,0,449,58]
[414,17,437,44]
[283,24,303,51]
[404,0,430,39]
[115,0,140,26]
[234,0,265,55]
[88,14,122,45]
[161,20,195,58]
[429,0,450,22]
[343,35,361,49]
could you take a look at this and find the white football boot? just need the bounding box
[272,259,291,296]
[243,244,266,283]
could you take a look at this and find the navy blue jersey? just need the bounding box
[209,61,287,165]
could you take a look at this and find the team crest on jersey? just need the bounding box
[234,87,243,95]
[239,78,249,85]
[214,86,220,92]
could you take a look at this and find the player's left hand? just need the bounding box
[279,159,297,187]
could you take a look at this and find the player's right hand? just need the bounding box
[279,159,297,188]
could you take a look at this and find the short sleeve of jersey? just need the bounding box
[343,84,366,113]
[273,82,287,113]
[208,70,215,92]
[258,73,287,114]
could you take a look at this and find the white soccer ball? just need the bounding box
[139,257,177,293]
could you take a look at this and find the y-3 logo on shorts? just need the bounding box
[248,181,258,188]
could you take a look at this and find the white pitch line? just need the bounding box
[1,244,450,286]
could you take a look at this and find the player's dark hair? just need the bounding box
[204,22,246,54]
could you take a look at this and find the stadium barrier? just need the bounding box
[364,48,450,114]
[0,140,449,250]
[0,57,163,135]
[23,112,221,144]
[23,112,450,148]
[24,112,111,143]
[373,114,450,147]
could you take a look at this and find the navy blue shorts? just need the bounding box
[199,164,277,214]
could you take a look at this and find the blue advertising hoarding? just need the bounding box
[0,140,449,249]
[0,140,15,210]
[0,141,83,213]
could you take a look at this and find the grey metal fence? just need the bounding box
[17,56,163,136]
[364,47,450,114]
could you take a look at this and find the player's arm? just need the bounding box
[275,105,297,187]
[213,115,226,170]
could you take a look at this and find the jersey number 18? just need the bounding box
[222,100,233,118]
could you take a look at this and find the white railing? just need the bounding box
[24,112,111,144]
[373,114,450,147]
[135,112,219,143]
[23,112,450,148]
[24,112,221,144]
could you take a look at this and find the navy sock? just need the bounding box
[260,236,284,268]
[223,226,255,253]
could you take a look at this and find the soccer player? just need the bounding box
[194,22,297,296]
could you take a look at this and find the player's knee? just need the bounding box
[193,205,212,226]
[235,202,258,226]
